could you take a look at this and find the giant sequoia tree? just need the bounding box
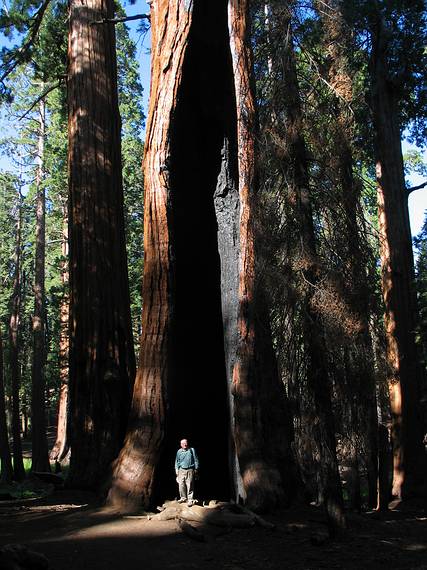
[67,0,136,487]
[107,0,294,513]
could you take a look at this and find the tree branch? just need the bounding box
[407,181,427,195]
[90,14,150,26]
[0,0,53,84]
[18,79,64,121]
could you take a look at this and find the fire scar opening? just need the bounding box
[156,0,240,502]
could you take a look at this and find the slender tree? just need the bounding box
[368,1,427,499]
[9,189,26,481]
[0,173,15,482]
[0,324,13,483]
[31,95,50,472]
[49,203,69,464]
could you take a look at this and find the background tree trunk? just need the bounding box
[67,0,136,488]
[31,96,50,473]
[9,196,25,481]
[0,325,13,483]
[377,422,392,510]
[370,12,427,499]
[50,205,69,463]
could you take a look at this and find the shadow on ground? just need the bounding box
[1,490,426,569]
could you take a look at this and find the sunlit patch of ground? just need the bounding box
[1,490,426,569]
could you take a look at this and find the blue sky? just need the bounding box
[1,0,426,238]
[405,141,427,236]
[123,0,151,113]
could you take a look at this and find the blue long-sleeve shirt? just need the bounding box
[175,447,199,471]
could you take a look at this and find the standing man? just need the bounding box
[175,438,199,506]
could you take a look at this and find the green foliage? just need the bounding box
[1,190,17,443]
[403,149,427,178]
[342,0,427,145]
[0,459,59,498]
[0,0,64,99]
[116,15,145,345]
[0,171,19,320]
[31,1,67,82]
[414,215,427,365]
[0,0,145,420]
[122,133,144,343]
[116,17,145,137]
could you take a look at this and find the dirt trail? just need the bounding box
[1,490,426,569]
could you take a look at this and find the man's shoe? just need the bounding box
[187,500,194,507]
[178,498,186,503]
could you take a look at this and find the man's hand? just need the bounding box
[194,470,199,480]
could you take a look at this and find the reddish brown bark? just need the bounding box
[31,96,50,473]
[67,0,136,488]
[370,14,426,499]
[108,0,293,513]
[107,0,194,512]
[0,325,13,483]
[377,423,392,510]
[50,207,69,463]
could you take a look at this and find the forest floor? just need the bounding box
[0,487,426,570]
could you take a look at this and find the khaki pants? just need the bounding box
[177,468,195,501]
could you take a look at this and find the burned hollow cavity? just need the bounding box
[161,0,240,501]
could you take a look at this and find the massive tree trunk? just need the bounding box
[9,197,25,481]
[31,96,50,473]
[0,325,13,483]
[370,14,427,499]
[67,0,136,487]
[265,1,346,531]
[108,0,293,514]
[50,205,69,463]
[316,0,378,509]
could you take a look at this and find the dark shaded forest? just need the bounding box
[0,0,426,567]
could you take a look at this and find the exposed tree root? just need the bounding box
[147,500,275,530]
